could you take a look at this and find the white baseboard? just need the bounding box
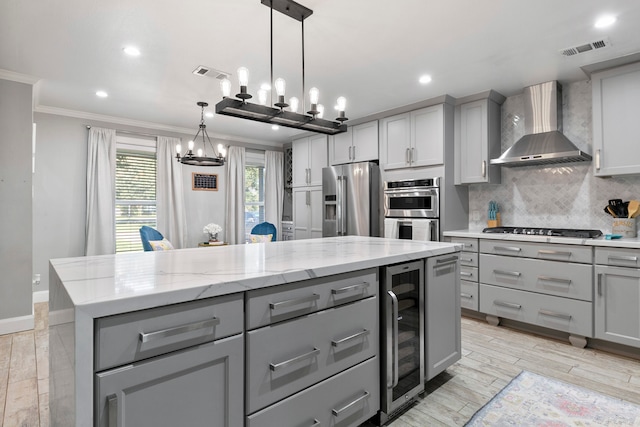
[0,314,35,335]
[33,290,49,304]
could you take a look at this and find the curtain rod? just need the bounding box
[86,125,167,139]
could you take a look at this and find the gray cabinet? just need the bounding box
[292,134,327,187]
[455,92,504,184]
[293,186,323,239]
[329,120,378,165]
[594,247,640,348]
[592,61,640,176]
[425,254,461,381]
[447,237,479,311]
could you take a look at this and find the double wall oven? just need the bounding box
[384,177,440,241]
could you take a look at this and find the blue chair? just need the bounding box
[250,222,277,241]
[139,226,164,251]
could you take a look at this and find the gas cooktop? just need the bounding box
[482,227,603,238]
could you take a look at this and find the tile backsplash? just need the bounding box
[468,80,640,233]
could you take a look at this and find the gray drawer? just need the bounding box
[459,252,478,267]
[246,296,379,414]
[246,269,378,329]
[480,240,592,264]
[95,293,243,371]
[595,247,640,267]
[247,357,379,427]
[460,265,478,282]
[479,284,592,336]
[449,237,478,253]
[460,281,478,311]
[480,254,592,301]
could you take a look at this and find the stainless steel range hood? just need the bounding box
[490,81,592,167]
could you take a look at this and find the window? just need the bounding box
[245,151,265,242]
[115,136,157,252]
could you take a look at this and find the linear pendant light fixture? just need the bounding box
[175,102,227,166]
[215,0,348,135]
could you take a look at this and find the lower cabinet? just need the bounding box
[95,335,244,427]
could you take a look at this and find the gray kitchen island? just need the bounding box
[49,236,461,426]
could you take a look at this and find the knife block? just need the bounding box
[487,213,501,228]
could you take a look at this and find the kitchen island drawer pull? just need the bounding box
[331,329,370,347]
[460,257,474,263]
[270,347,320,371]
[460,293,473,299]
[538,309,572,321]
[494,246,522,253]
[538,276,572,285]
[538,249,572,257]
[332,391,370,416]
[436,256,459,265]
[107,394,118,427]
[331,282,370,295]
[463,243,475,250]
[494,269,521,277]
[139,317,219,343]
[608,255,638,262]
[460,271,473,277]
[494,300,522,309]
[269,293,320,310]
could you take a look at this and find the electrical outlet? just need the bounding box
[472,210,481,221]
[33,273,41,286]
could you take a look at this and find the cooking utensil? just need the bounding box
[605,205,617,217]
[628,200,640,218]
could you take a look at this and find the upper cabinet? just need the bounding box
[292,134,327,187]
[329,120,378,165]
[380,105,444,170]
[592,61,640,177]
[455,91,505,184]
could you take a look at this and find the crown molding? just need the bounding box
[0,69,40,85]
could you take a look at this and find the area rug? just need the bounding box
[465,370,640,426]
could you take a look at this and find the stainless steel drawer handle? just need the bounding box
[460,293,473,299]
[494,269,521,277]
[538,250,572,257]
[460,257,474,263]
[597,273,603,296]
[494,246,522,253]
[310,419,321,427]
[139,317,220,344]
[460,271,473,277]
[463,244,475,249]
[538,276,572,285]
[331,329,370,347]
[332,391,370,417]
[608,255,638,262]
[436,256,459,265]
[270,347,320,372]
[331,282,370,295]
[107,394,118,427]
[270,293,320,310]
[494,300,522,309]
[538,309,572,321]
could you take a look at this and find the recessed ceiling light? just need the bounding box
[205,111,214,118]
[419,75,432,84]
[271,125,279,130]
[123,46,141,56]
[96,90,108,98]
[261,83,272,91]
[595,15,616,28]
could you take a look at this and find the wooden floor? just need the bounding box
[1,304,639,427]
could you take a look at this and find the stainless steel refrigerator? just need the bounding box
[322,162,380,237]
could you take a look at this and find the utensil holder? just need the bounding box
[487,213,501,228]
[611,217,637,238]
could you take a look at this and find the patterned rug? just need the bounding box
[465,371,640,426]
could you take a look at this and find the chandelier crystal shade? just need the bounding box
[215,0,348,135]
[175,102,227,167]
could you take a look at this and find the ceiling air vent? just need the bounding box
[192,66,230,80]
[560,38,611,57]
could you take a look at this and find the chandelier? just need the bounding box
[215,0,348,135]
[175,102,227,166]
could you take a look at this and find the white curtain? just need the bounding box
[225,146,245,244]
[156,136,187,248]
[265,151,284,240]
[85,127,116,255]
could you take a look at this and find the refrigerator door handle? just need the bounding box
[336,176,343,235]
[340,176,348,235]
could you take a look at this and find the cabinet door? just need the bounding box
[425,254,461,380]
[95,335,243,427]
[292,137,309,187]
[411,105,444,167]
[309,187,324,239]
[595,266,640,348]
[308,134,328,186]
[293,188,310,239]
[593,62,640,176]
[352,120,379,162]
[381,113,411,170]
[459,100,488,183]
[329,129,352,166]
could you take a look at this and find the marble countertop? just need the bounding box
[50,236,461,318]
[444,229,640,248]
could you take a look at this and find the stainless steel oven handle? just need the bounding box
[387,290,399,388]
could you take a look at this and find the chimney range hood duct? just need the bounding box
[490,81,592,167]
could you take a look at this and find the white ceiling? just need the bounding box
[2,0,640,145]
